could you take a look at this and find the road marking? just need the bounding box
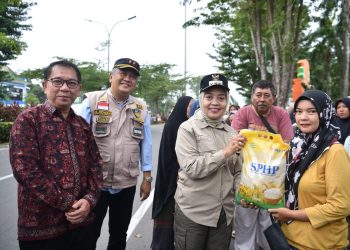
[127,188,154,240]
[0,174,13,181]
[0,147,9,151]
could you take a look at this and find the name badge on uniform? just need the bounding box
[133,127,143,136]
[97,116,111,124]
[95,126,108,135]
[94,110,112,116]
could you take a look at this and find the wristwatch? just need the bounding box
[143,176,153,183]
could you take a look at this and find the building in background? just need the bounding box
[0,66,29,106]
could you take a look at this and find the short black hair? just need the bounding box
[43,60,81,82]
[251,80,276,97]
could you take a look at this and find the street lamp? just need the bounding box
[85,16,137,72]
[181,0,191,95]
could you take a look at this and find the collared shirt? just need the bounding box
[232,104,294,141]
[175,111,242,227]
[10,101,103,240]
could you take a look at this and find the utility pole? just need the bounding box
[182,0,192,95]
[85,16,136,72]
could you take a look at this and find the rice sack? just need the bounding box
[236,129,290,209]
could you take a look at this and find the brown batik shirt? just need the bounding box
[9,101,103,241]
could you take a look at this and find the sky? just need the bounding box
[8,0,245,106]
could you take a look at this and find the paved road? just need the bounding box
[0,124,236,250]
[0,124,163,250]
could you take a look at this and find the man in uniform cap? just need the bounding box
[79,57,153,250]
[113,58,140,76]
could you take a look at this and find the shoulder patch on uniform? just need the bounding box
[132,108,141,119]
[98,94,108,102]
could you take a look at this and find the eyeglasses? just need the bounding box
[47,78,80,89]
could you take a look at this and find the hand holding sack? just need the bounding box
[236,129,290,209]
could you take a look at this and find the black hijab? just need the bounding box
[335,97,350,144]
[152,96,192,219]
[286,90,340,210]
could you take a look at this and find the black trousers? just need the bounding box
[151,197,176,250]
[88,186,136,250]
[19,225,94,250]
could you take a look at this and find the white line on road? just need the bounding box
[0,147,9,151]
[0,174,13,181]
[127,188,154,240]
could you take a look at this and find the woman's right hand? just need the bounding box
[224,134,246,157]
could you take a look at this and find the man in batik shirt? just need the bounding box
[9,60,103,250]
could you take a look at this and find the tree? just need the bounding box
[265,0,306,107]
[187,75,202,98]
[24,91,40,105]
[0,0,36,66]
[299,0,350,99]
[0,70,12,98]
[186,0,308,107]
[135,63,183,115]
[341,0,349,96]
[26,83,44,103]
[19,67,43,80]
[185,0,257,103]
[78,61,108,92]
[17,59,185,114]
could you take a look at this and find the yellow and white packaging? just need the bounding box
[236,129,290,209]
